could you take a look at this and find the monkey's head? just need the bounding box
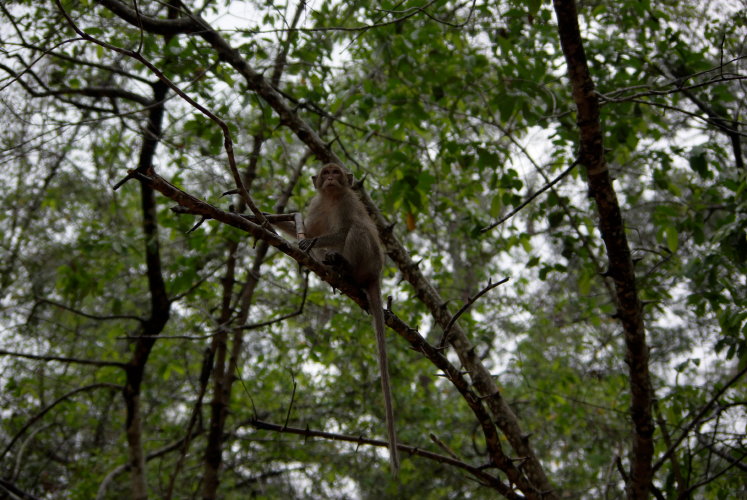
[313,163,353,193]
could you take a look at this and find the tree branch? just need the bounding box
[34,297,145,323]
[246,419,522,498]
[0,349,126,368]
[653,363,747,474]
[0,383,122,462]
[438,277,509,348]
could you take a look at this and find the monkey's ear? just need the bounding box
[346,173,353,186]
[312,175,318,187]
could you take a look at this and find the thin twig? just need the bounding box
[240,271,309,330]
[283,370,297,430]
[438,277,509,348]
[429,433,461,460]
[481,160,579,233]
[653,363,747,474]
[35,297,145,323]
[0,349,127,369]
[0,383,122,461]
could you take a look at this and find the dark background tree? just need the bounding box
[1,0,744,498]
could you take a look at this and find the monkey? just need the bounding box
[294,163,399,475]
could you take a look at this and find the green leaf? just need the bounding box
[664,225,679,253]
[688,149,710,178]
[527,0,542,17]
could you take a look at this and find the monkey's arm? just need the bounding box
[299,231,347,251]
[241,212,306,239]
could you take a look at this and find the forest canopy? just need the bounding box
[0,0,745,499]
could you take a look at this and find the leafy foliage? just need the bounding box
[0,0,745,498]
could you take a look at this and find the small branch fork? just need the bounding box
[171,206,307,240]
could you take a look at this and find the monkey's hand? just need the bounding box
[298,238,317,252]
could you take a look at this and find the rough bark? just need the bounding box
[552,1,654,498]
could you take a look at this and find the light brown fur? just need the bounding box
[300,163,399,474]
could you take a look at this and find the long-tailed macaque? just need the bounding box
[295,163,399,474]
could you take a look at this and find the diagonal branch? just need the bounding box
[438,277,509,348]
[0,383,122,461]
[356,183,555,498]
[652,363,747,474]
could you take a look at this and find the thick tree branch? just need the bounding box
[552,1,654,498]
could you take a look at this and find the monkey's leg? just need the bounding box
[322,252,354,278]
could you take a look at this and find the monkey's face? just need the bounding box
[313,163,352,193]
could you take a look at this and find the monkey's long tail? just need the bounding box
[367,284,400,475]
